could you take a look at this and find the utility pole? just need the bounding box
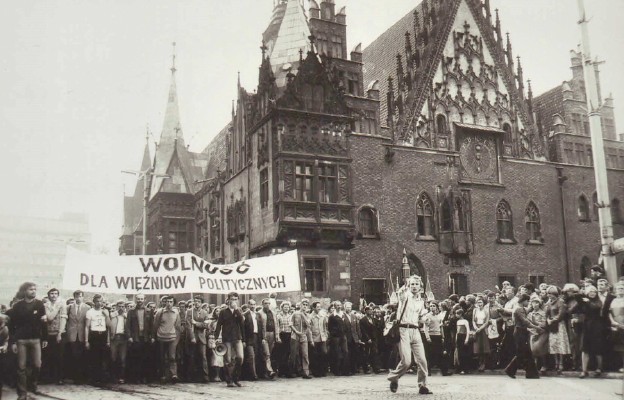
[577,0,617,284]
[122,131,170,255]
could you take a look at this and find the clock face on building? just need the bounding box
[458,134,499,183]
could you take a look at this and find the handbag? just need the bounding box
[384,296,409,345]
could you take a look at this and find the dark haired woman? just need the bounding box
[454,309,471,374]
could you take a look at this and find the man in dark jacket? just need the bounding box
[359,306,380,373]
[7,282,48,400]
[327,301,349,376]
[125,294,154,383]
[215,292,245,387]
[242,300,264,381]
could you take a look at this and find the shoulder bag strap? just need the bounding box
[397,295,409,324]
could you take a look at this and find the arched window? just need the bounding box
[416,192,435,238]
[613,198,622,224]
[358,207,378,238]
[525,201,542,242]
[502,123,512,142]
[578,195,590,221]
[495,200,514,241]
[441,198,452,232]
[592,192,598,221]
[436,114,448,134]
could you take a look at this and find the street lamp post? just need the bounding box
[577,0,617,284]
[122,167,170,254]
[122,134,170,255]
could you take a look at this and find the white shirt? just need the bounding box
[400,291,427,325]
[251,312,258,334]
[86,308,107,332]
[114,315,126,334]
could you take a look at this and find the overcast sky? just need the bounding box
[1,0,622,253]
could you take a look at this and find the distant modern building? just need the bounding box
[0,213,90,305]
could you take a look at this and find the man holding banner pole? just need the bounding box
[185,295,210,383]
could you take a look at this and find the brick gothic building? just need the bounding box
[122,0,624,304]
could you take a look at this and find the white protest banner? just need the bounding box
[62,247,301,295]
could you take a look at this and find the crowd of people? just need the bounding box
[1,264,623,399]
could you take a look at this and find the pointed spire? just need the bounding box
[516,56,524,96]
[527,79,534,118]
[506,32,514,71]
[396,53,404,91]
[484,0,492,23]
[237,71,241,90]
[170,42,176,74]
[413,10,421,45]
[159,43,183,143]
[494,9,502,46]
[405,31,413,65]
[260,40,268,60]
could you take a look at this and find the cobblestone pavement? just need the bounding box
[1,374,621,400]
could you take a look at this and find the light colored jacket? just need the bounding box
[66,303,91,342]
[309,312,328,342]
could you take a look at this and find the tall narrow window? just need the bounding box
[295,162,314,201]
[454,197,465,231]
[441,199,452,232]
[525,201,542,242]
[318,164,337,203]
[436,114,447,134]
[613,198,622,224]
[502,123,512,143]
[358,207,377,238]
[416,192,435,237]
[304,258,326,292]
[260,168,269,208]
[578,195,590,221]
[496,200,514,242]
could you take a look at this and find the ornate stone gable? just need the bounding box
[276,49,349,116]
[383,0,544,160]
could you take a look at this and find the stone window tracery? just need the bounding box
[495,200,514,242]
[525,201,542,243]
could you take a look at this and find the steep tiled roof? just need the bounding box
[533,84,564,133]
[363,5,417,126]
[202,122,231,179]
[362,0,458,128]
[263,0,312,87]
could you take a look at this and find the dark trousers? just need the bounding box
[505,328,538,378]
[88,331,108,383]
[277,332,291,376]
[42,335,63,383]
[329,335,349,375]
[456,333,471,373]
[188,340,209,381]
[499,326,516,367]
[127,339,151,382]
[362,340,381,373]
[427,335,448,374]
[68,341,86,382]
[347,339,360,374]
[244,333,258,380]
[310,341,328,377]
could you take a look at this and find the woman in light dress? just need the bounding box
[545,286,571,374]
[471,297,490,372]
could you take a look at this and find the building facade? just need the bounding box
[0,213,90,305]
[122,0,624,304]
